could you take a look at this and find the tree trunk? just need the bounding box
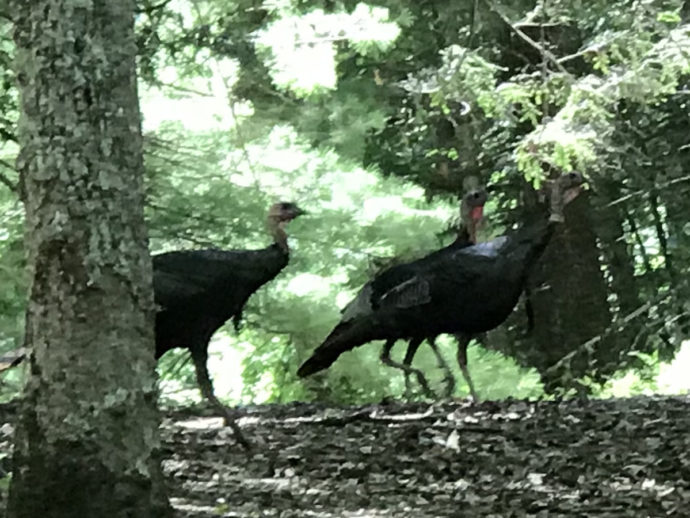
[526,192,611,393]
[8,1,172,516]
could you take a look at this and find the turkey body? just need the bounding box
[153,244,290,450]
[153,245,288,359]
[377,227,543,337]
[319,209,484,398]
[153,199,305,450]
[348,231,477,323]
[298,215,554,378]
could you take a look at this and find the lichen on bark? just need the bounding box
[7,1,171,516]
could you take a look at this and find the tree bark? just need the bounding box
[526,192,611,393]
[8,1,171,516]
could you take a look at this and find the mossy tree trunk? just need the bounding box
[7,1,171,516]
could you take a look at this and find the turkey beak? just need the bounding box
[293,206,307,217]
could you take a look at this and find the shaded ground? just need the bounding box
[1,396,690,516]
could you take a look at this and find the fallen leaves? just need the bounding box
[1,395,689,516]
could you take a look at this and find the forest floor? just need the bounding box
[1,395,690,516]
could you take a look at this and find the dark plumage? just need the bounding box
[0,202,305,449]
[332,187,487,398]
[297,173,584,401]
[397,188,489,398]
[154,201,304,449]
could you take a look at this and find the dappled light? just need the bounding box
[3,397,684,516]
[1,0,690,514]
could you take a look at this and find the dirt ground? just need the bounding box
[2,396,690,517]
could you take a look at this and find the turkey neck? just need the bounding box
[548,186,565,224]
[267,217,290,253]
[522,180,570,244]
[452,205,480,246]
[500,196,565,286]
[526,187,567,260]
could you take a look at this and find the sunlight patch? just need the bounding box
[657,340,690,393]
[141,58,243,132]
[285,273,334,297]
[254,4,401,96]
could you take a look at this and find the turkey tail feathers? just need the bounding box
[297,318,380,377]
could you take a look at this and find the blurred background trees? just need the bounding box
[0,0,689,405]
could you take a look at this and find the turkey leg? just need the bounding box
[191,350,251,450]
[455,334,478,402]
[380,338,435,399]
[401,337,422,399]
[400,338,456,399]
[426,338,456,398]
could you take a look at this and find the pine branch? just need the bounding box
[541,286,689,381]
[625,211,652,274]
[483,0,573,80]
[649,192,673,276]
[606,174,690,207]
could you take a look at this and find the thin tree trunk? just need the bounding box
[8,1,171,516]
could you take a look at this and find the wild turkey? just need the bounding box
[398,187,489,398]
[154,201,304,449]
[330,187,487,399]
[297,172,584,401]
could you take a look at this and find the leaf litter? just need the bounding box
[0,395,689,516]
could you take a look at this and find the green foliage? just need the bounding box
[141,0,690,403]
[0,144,24,401]
[1,0,690,406]
[0,466,11,494]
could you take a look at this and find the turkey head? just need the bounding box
[267,201,306,251]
